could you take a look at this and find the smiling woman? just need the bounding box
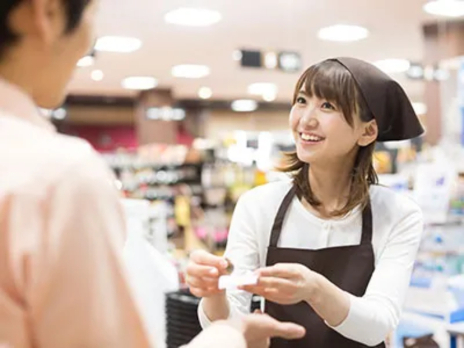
[187,57,426,348]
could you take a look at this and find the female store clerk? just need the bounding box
[186,57,424,348]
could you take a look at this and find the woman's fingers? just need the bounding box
[187,275,218,288]
[187,262,220,277]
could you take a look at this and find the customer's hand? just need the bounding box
[186,250,228,298]
[241,311,306,348]
[182,313,305,348]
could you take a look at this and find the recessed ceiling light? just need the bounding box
[279,52,302,72]
[172,109,186,121]
[95,36,142,53]
[423,0,464,18]
[412,102,428,115]
[231,99,258,112]
[77,56,94,67]
[91,70,104,81]
[374,59,411,74]
[198,87,213,99]
[122,77,158,90]
[147,107,186,121]
[165,8,222,27]
[406,64,424,79]
[172,64,210,79]
[248,83,278,96]
[318,24,369,42]
[233,50,243,61]
[264,52,278,69]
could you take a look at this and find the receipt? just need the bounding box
[218,273,258,290]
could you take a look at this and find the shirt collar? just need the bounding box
[0,78,56,132]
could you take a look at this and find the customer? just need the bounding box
[0,0,305,347]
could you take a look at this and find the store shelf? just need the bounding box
[112,162,203,170]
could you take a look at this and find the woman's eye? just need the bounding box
[296,97,306,104]
[321,102,336,110]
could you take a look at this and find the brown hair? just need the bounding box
[280,59,378,217]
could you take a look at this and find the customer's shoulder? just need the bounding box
[35,132,104,173]
[45,134,113,184]
[3,128,111,194]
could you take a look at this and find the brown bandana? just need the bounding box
[331,57,424,142]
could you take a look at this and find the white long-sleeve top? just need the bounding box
[199,180,423,346]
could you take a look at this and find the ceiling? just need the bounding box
[68,0,441,105]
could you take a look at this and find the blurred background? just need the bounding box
[48,1,464,347]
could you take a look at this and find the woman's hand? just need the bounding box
[240,263,322,305]
[186,250,229,298]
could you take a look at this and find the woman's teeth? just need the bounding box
[301,133,324,142]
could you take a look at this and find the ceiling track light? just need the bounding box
[122,76,158,90]
[423,0,464,18]
[172,64,210,79]
[165,8,222,27]
[95,36,142,53]
[318,24,369,42]
[231,99,258,112]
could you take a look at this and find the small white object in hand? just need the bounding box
[218,273,258,290]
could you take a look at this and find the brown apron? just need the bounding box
[265,186,385,348]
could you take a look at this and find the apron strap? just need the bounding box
[360,199,373,245]
[269,186,297,247]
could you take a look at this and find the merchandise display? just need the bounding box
[112,140,431,346]
[102,130,464,348]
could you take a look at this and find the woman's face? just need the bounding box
[289,88,369,166]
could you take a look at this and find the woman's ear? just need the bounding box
[357,120,378,147]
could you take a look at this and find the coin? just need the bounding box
[225,258,234,274]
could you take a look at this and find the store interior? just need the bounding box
[46,0,464,347]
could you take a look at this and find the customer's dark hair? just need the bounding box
[0,0,91,58]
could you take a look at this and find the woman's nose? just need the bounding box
[300,106,318,127]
